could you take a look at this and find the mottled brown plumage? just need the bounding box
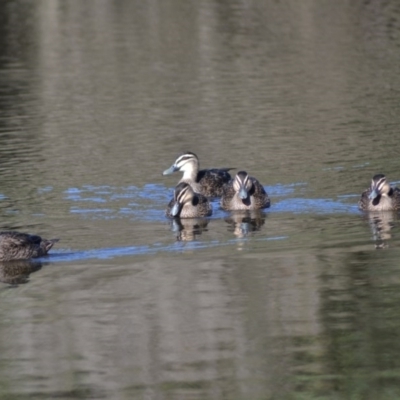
[221,171,270,211]
[0,231,59,261]
[166,182,212,218]
[163,152,232,197]
[359,174,400,211]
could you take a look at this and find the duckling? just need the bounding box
[221,171,270,211]
[0,231,59,261]
[359,174,400,211]
[166,182,212,218]
[163,152,232,197]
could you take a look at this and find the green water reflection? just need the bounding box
[0,0,399,399]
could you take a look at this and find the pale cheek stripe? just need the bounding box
[377,180,386,191]
[177,187,190,203]
[176,155,196,166]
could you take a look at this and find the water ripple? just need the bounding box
[42,234,289,263]
[64,183,360,221]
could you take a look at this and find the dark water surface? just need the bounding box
[1,0,400,399]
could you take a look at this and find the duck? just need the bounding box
[163,151,233,197]
[0,231,59,261]
[166,182,212,218]
[359,174,400,211]
[221,171,270,211]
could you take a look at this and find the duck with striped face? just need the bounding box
[359,174,400,211]
[163,152,232,197]
[221,171,270,211]
[166,182,212,218]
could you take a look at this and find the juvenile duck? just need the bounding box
[0,231,59,261]
[163,152,232,197]
[221,171,270,211]
[166,182,212,218]
[359,174,400,211]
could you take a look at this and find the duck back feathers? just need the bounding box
[0,232,59,261]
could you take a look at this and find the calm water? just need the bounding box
[1,0,400,399]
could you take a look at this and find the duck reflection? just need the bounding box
[0,260,42,285]
[225,210,267,238]
[364,211,398,249]
[169,218,210,241]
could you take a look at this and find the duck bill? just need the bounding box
[171,202,182,217]
[163,165,178,175]
[368,189,379,200]
[238,187,248,200]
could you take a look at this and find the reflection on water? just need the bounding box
[0,260,42,285]
[364,211,399,249]
[169,217,210,242]
[319,245,400,399]
[0,0,400,399]
[224,210,266,238]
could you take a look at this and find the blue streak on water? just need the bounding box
[352,162,370,168]
[67,197,108,203]
[65,184,168,220]
[64,183,360,221]
[42,235,289,263]
[266,183,307,197]
[272,198,359,214]
[37,186,53,193]
[323,166,345,171]
[70,208,113,214]
[323,163,370,170]
[337,194,359,199]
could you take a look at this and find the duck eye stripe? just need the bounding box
[177,186,189,202]
[377,179,386,189]
[177,155,194,163]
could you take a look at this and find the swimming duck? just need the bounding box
[221,171,270,211]
[163,151,232,197]
[0,231,59,261]
[166,182,212,218]
[359,174,400,211]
